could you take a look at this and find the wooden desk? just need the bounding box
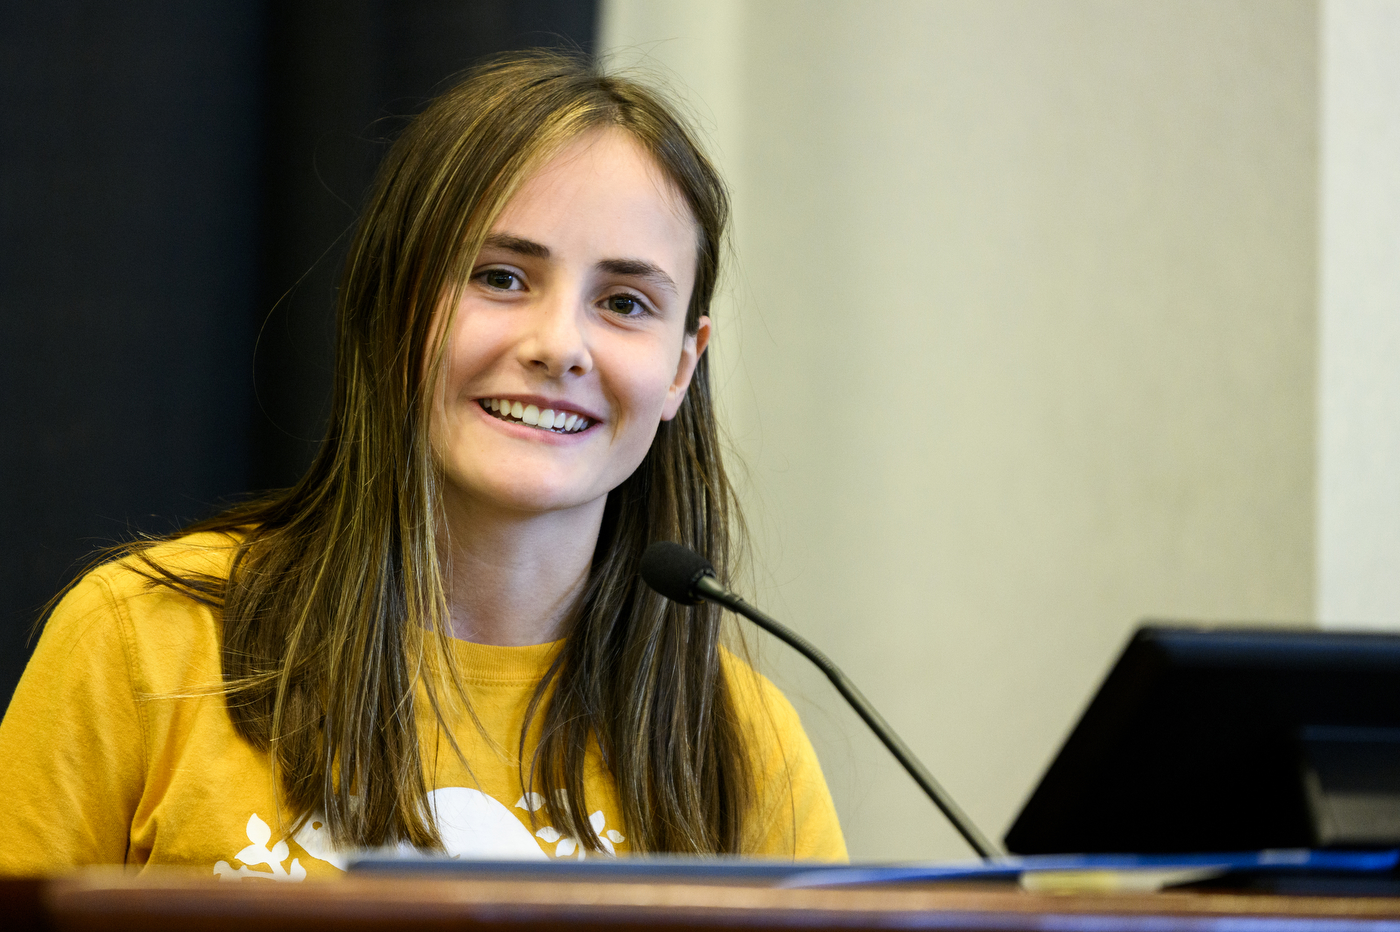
[12,871,1400,932]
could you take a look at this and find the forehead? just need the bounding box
[490,128,699,260]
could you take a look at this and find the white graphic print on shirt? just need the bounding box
[514,791,626,858]
[214,786,626,880]
[213,814,307,881]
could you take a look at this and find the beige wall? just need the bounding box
[601,1,1319,860]
[1319,0,1400,629]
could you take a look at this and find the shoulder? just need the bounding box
[719,646,804,740]
[42,530,243,691]
[68,529,242,622]
[45,530,238,628]
[92,529,243,596]
[720,646,849,862]
[718,647,819,787]
[0,531,246,873]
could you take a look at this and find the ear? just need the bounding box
[660,316,710,421]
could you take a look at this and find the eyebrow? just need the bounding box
[482,233,679,297]
[482,233,550,258]
[597,258,678,296]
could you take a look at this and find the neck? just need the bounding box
[438,491,604,646]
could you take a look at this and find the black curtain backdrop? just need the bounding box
[0,1,598,714]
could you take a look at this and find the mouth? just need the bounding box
[479,398,594,434]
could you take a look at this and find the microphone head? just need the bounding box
[640,542,715,605]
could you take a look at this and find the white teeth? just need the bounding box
[480,399,590,433]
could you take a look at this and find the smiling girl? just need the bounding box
[0,53,846,876]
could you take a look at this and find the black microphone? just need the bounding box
[639,541,1000,860]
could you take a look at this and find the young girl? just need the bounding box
[0,52,846,877]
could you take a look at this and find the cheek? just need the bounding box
[428,310,504,449]
[602,342,681,427]
[440,306,512,390]
[604,363,682,481]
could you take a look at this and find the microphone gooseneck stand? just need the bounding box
[640,542,1001,860]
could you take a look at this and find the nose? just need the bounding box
[517,292,592,379]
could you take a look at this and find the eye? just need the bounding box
[477,268,522,291]
[603,292,646,316]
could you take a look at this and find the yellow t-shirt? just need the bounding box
[0,533,846,877]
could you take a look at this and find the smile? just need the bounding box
[480,398,593,434]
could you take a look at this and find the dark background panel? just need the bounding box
[254,0,599,489]
[0,0,598,714]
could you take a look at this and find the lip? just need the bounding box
[472,395,602,443]
[473,394,604,423]
[475,408,591,444]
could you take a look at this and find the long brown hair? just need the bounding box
[140,51,752,854]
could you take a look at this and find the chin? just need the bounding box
[449,475,606,517]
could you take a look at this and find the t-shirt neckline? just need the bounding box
[444,637,564,685]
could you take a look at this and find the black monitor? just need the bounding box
[1005,624,1400,854]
